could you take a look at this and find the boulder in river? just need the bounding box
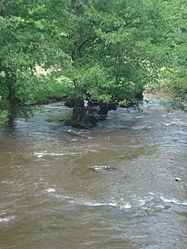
[175,177,181,182]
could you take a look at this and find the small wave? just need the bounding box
[35,152,44,158]
[137,199,146,206]
[164,123,172,127]
[0,216,15,223]
[67,129,90,137]
[160,197,187,206]
[163,120,187,127]
[67,197,131,210]
[55,194,131,210]
[118,203,132,209]
[71,138,78,142]
[34,151,81,158]
[79,200,131,210]
[132,126,145,130]
[91,165,111,171]
[86,149,98,153]
[34,152,64,158]
[134,195,187,215]
[135,116,143,119]
[46,188,56,193]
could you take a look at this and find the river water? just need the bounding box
[0,98,187,249]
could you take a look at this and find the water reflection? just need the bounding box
[3,105,34,135]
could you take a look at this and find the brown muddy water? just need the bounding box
[0,98,187,249]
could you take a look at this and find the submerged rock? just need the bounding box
[65,112,107,129]
[65,119,95,129]
[175,177,181,182]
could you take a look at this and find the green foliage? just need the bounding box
[55,0,162,103]
[0,0,186,123]
[0,0,66,106]
[66,64,114,102]
[0,97,9,125]
[145,0,187,98]
[0,109,9,125]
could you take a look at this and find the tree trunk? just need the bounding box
[71,0,78,16]
[98,103,108,116]
[72,98,84,122]
[71,0,79,60]
[5,70,17,106]
[7,84,15,105]
[7,106,16,129]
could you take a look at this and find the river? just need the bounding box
[0,97,187,249]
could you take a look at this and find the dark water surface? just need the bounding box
[0,98,187,249]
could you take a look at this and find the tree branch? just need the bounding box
[76,27,120,54]
[77,35,97,53]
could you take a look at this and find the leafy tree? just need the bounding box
[0,0,66,106]
[0,0,186,127]
[50,0,171,126]
[145,0,187,99]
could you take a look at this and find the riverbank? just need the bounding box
[1,93,187,130]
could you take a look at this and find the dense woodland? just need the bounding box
[0,0,186,126]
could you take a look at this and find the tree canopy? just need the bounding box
[0,0,186,124]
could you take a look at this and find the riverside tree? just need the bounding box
[0,0,186,126]
[0,0,66,106]
[52,0,170,127]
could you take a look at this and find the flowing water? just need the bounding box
[0,98,187,249]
